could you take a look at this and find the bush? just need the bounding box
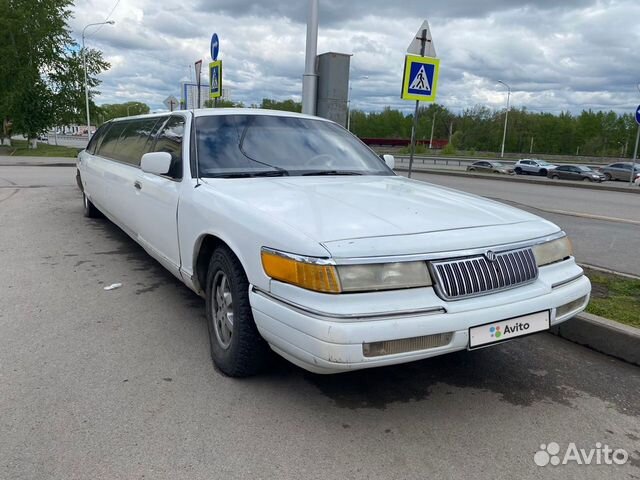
[441,143,456,155]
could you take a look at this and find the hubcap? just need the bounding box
[211,271,234,349]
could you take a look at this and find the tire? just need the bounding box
[604,173,612,181]
[551,175,559,180]
[583,177,592,182]
[205,246,270,377]
[539,169,547,176]
[82,192,101,218]
[468,167,475,171]
[514,167,522,175]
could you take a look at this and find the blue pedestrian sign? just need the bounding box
[211,33,219,61]
[209,60,222,99]
[401,54,439,102]
[635,105,640,125]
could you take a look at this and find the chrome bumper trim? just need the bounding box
[251,287,446,320]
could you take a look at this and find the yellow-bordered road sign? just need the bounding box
[401,54,439,102]
[209,61,222,99]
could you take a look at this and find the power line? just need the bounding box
[89,0,121,37]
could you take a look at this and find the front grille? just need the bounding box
[431,247,538,300]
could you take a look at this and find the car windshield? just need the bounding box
[576,166,592,172]
[195,114,393,178]
[537,160,552,166]
[491,162,504,167]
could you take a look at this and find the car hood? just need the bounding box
[202,176,555,247]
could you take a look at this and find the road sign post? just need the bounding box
[163,95,179,112]
[632,104,640,186]
[194,60,203,109]
[403,21,438,178]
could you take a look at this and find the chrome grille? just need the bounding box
[431,248,538,300]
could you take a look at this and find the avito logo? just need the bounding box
[489,322,530,338]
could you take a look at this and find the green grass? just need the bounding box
[584,268,640,328]
[0,140,81,158]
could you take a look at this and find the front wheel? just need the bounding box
[583,177,592,182]
[551,175,559,180]
[514,167,523,175]
[205,246,271,377]
[604,173,612,181]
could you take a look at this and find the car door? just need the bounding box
[133,116,186,275]
[79,123,111,202]
[564,166,578,180]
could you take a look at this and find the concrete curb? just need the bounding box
[550,312,640,366]
[395,167,640,195]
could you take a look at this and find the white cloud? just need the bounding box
[70,0,640,114]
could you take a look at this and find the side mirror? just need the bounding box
[382,154,395,170]
[141,152,172,175]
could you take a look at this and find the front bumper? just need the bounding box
[250,260,591,374]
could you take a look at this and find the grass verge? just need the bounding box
[584,268,640,329]
[0,140,81,158]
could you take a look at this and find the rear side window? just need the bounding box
[112,118,162,166]
[86,123,111,154]
[151,116,185,179]
[97,122,128,158]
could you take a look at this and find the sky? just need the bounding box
[69,0,640,115]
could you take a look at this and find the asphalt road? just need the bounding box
[1,165,639,480]
[403,171,640,277]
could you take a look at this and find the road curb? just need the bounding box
[550,312,640,366]
[395,167,640,195]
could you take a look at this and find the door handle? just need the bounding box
[134,181,142,190]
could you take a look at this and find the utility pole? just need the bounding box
[407,28,429,178]
[631,84,640,186]
[530,136,534,154]
[302,0,319,115]
[498,80,511,158]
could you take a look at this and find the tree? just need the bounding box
[203,99,244,108]
[0,0,110,147]
[99,102,151,123]
[260,98,302,112]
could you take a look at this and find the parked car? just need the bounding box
[77,109,590,376]
[548,165,606,182]
[466,161,513,174]
[635,173,640,187]
[514,159,558,176]
[599,162,640,182]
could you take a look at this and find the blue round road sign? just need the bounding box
[636,105,640,125]
[211,33,219,61]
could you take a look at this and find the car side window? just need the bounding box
[151,116,185,179]
[96,122,128,159]
[86,123,110,154]
[112,118,162,166]
[610,163,622,169]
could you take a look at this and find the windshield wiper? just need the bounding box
[301,170,363,176]
[210,170,290,179]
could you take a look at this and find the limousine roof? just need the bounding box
[109,108,333,123]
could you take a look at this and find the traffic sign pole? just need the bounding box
[407,29,428,179]
[632,104,640,186]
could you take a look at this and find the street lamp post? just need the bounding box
[82,20,114,139]
[498,80,511,158]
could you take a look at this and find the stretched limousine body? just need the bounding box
[77,109,591,376]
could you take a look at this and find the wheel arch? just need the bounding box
[192,233,247,296]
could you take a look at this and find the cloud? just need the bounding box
[69,0,640,114]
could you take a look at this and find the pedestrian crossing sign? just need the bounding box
[401,55,439,102]
[209,61,222,99]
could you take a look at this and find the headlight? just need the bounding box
[532,236,573,267]
[261,249,432,293]
[337,262,432,292]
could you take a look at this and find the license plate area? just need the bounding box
[469,311,550,349]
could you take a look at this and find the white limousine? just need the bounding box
[77,109,591,376]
